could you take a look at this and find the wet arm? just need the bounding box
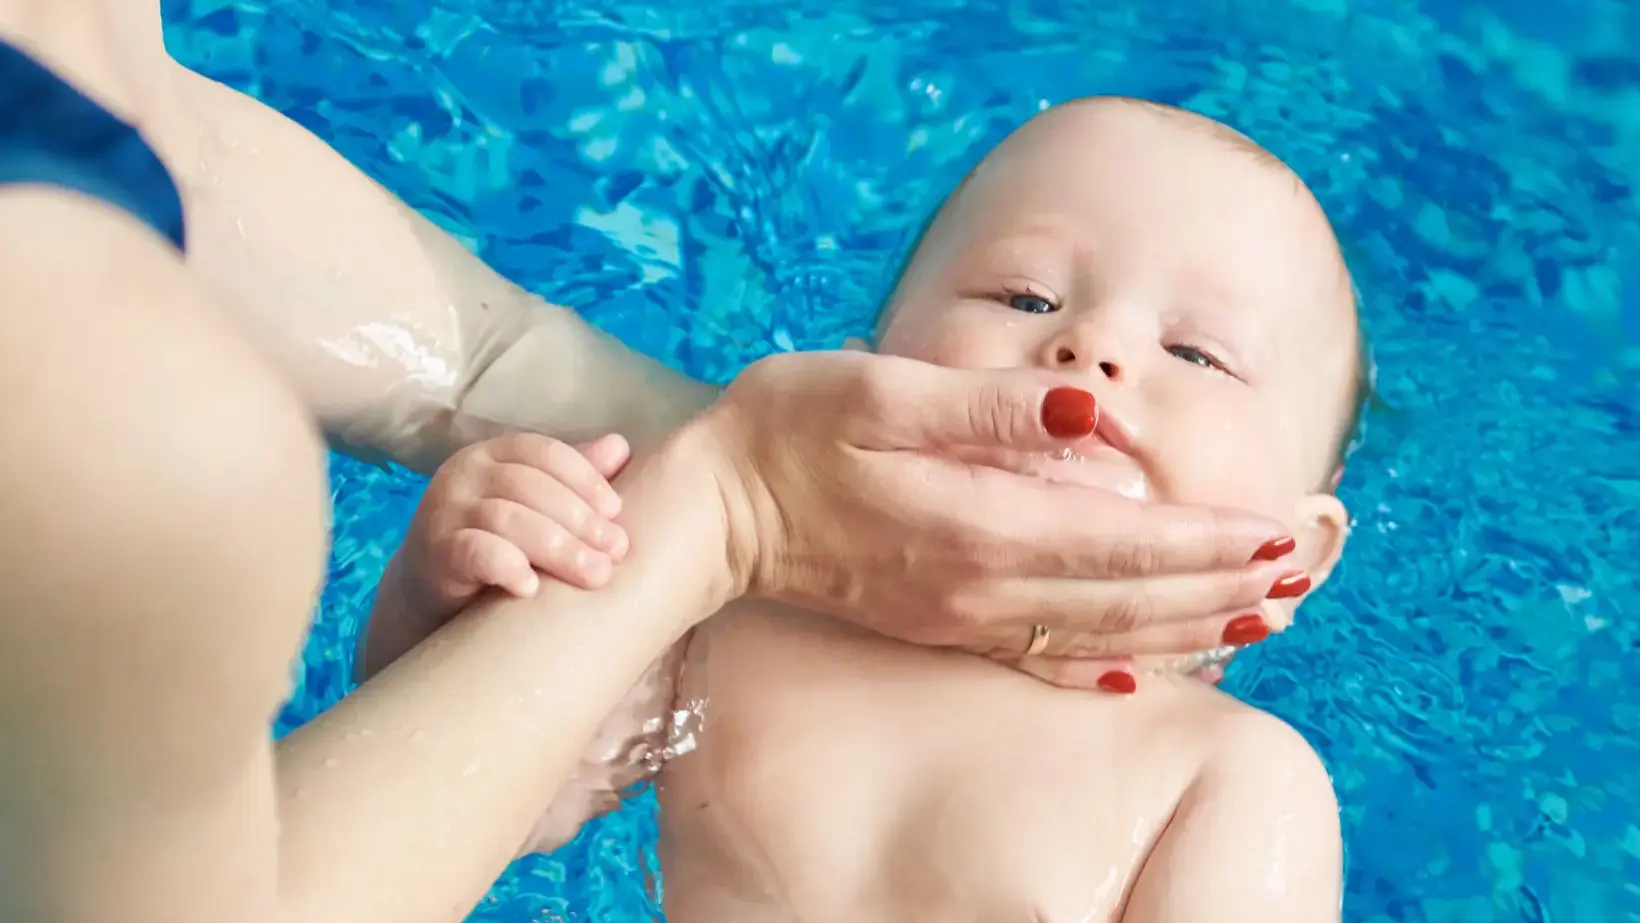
[354,535,694,855]
[147,55,714,472]
[0,187,326,923]
[354,553,437,683]
[275,434,732,923]
[0,186,730,923]
[1120,717,1343,923]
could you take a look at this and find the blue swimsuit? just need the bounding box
[0,39,187,251]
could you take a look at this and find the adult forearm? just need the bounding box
[452,303,720,462]
[317,291,718,476]
[154,63,713,474]
[272,433,733,923]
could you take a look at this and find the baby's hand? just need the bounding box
[402,433,632,618]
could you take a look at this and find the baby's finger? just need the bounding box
[487,433,622,518]
[574,433,632,481]
[471,498,614,591]
[442,527,539,599]
[1001,654,1138,694]
[484,462,628,559]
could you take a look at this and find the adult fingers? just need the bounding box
[953,559,1307,643]
[469,498,614,590]
[950,466,1295,577]
[996,654,1138,693]
[845,358,1093,453]
[483,462,628,560]
[1001,603,1282,659]
[485,433,622,519]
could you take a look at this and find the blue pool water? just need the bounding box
[162,0,1639,919]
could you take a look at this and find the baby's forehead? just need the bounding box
[945,104,1336,275]
[957,101,1302,221]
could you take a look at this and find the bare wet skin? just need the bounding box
[513,99,1356,923]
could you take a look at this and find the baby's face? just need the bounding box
[878,101,1355,577]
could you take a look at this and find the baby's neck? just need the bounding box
[1133,648,1234,686]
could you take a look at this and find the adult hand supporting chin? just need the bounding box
[685,349,1299,690]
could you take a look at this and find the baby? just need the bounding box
[363,97,1363,922]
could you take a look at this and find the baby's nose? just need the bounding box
[1051,342,1124,383]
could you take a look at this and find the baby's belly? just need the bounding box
[654,603,1218,923]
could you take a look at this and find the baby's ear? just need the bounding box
[1260,492,1349,632]
[1292,492,1350,589]
[841,336,871,352]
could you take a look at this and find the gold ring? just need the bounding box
[1024,624,1051,656]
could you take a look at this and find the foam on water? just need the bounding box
[161,0,1639,919]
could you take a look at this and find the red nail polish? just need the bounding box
[1221,614,1270,646]
[1267,571,1312,599]
[1097,670,1137,694]
[1042,387,1098,439]
[1250,535,1296,562]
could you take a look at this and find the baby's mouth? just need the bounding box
[951,403,1152,499]
[948,442,1152,501]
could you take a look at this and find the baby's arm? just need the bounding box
[360,432,687,854]
[360,432,633,679]
[1121,714,1343,923]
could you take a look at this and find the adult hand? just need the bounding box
[689,350,1303,689]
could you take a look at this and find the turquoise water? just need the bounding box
[162,0,1639,920]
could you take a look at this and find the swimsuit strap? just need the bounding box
[0,39,186,251]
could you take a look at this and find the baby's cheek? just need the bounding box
[880,317,1009,370]
[1167,420,1289,512]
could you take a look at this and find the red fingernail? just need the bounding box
[1042,387,1098,439]
[1250,535,1296,562]
[1097,670,1137,694]
[1221,614,1269,646]
[1267,571,1312,599]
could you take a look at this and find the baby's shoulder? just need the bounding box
[1168,684,1333,793]
[1111,690,1344,922]
[1147,687,1341,868]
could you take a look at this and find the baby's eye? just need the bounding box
[1006,292,1058,314]
[1167,344,1228,373]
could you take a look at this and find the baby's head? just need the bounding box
[868,97,1362,598]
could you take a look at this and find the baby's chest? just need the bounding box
[654,611,1200,923]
